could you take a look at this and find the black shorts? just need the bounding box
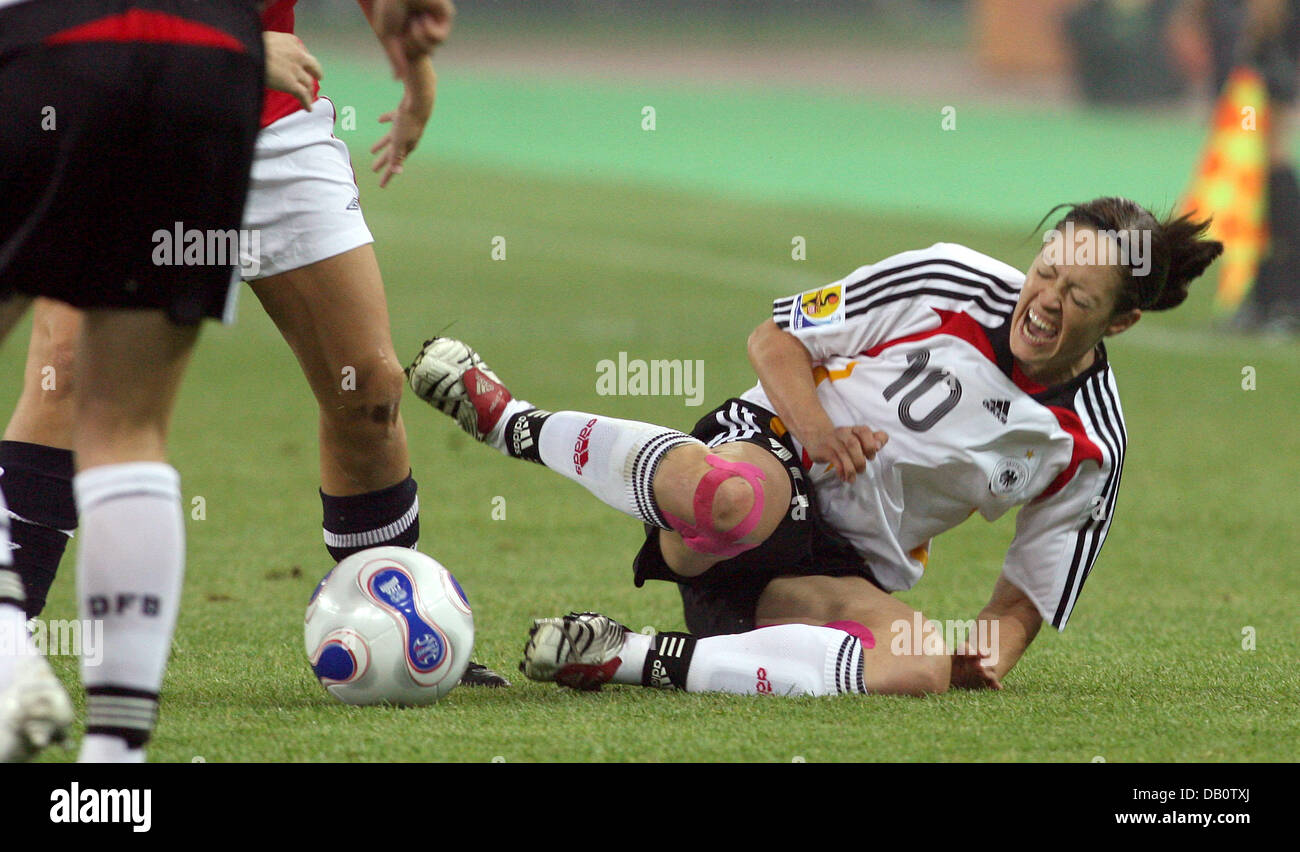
[632,398,881,638]
[0,0,264,325]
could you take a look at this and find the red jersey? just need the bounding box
[260,0,318,128]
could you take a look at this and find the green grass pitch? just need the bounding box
[6,55,1299,763]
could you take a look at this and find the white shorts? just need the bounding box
[241,97,374,281]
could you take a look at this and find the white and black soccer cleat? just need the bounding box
[0,653,74,763]
[406,337,514,443]
[521,612,629,691]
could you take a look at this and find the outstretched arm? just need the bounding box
[747,319,887,483]
[358,0,447,186]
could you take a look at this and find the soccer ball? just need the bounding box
[304,546,474,705]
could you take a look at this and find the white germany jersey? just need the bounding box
[740,243,1127,630]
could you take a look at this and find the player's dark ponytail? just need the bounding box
[1036,197,1224,314]
[1149,211,1224,312]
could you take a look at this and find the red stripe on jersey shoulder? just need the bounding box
[1037,405,1104,500]
[863,309,989,358]
[862,309,1045,395]
[44,10,247,52]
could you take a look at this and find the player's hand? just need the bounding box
[372,0,455,81]
[370,87,433,188]
[263,31,323,111]
[801,425,888,483]
[950,644,1002,691]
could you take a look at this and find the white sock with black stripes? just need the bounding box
[74,462,186,762]
[641,624,867,697]
[508,410,701,529]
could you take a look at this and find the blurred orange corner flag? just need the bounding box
[1180,67,1271,310]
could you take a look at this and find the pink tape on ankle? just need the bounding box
[824,620,876,650]
[661,454,766,558]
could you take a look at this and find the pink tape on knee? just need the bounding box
[824,620,876,650]
[661,454,766,559]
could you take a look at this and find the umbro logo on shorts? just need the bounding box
[983,398,1010,424]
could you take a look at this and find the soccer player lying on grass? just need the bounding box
[408,197,1222,697]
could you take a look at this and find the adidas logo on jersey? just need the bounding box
[983,398,1010,423]
[346,197,360,211]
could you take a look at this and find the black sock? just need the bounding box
[321,474,419,563]
[640,631,697,690]
[502,408,553,464]
[0,441,77,618]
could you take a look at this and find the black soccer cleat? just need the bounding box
[459,661,511,688]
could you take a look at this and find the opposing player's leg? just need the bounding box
[0,371,74,759]
[251,245,412,498]
[1,298,82,618]
[252,255,508,687]
[408,338,792,571]
[0,302,84,760]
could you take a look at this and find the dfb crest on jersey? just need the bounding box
[989,457,1030,497]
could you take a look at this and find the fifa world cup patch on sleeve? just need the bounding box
[793,284,845,329]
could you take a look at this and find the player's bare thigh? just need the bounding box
[248,243,398,384]
[653,439,792,579]
[249,243,409,493]
[6,297,83,447]
[74,308,199,470]
[757,574,951,695]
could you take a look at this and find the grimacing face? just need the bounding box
[1010,227,1142,386]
